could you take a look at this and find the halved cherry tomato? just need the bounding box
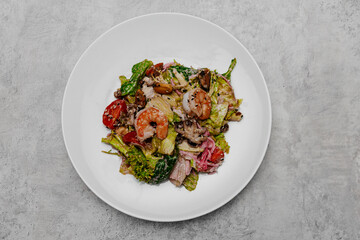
[122,131,145,147]
[102,99,127,129]
[210,147,224,163]
[145,63,163,77]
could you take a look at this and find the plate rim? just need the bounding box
[61,12,272,222]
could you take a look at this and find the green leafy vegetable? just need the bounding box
[102,133,154,182]
[215,133,230,154]
[119,75,128,85]
[120,59,153,96]
[101,133,130,155]
[150,148,179,184]
[183,169,199,191]
[201,72,231,132]
[161,69,173,83]
[146,154,162,169]
[203,69,244,130]
[170,65,197,81]
[126,146,154,182]
[151,137,162,153]
[140,141,163,169]
[140,136,161,157]
[208,102,229,129]
[190,158,197,170]
[158,126,177,155]
[217,76,237,107]
[222,58,237,80]
[200,123,221,135]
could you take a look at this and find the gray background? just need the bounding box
[1,0,359,239]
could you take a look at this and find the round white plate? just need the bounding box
[62,13,271,222]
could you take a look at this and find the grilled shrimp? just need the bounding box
[135,107,169,141]
[182,88,211,120]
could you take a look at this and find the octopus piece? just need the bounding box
[174,119,207,144]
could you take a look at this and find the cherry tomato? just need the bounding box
[122,131,145,147]
[210,147,224,163]
[102,99,127,129]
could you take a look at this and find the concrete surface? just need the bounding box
[1,0,359,239]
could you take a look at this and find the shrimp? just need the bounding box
[135,107,169,141]
[182,88,211,120]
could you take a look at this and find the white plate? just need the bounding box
[62,13,271,222]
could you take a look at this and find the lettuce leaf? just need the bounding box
[217,76,237,107]
[158,126,177,155]
[208,102,229,129]
[203,67,244,128]
[121,59,153,96]
[183,169,199,191]
[200,73,230,131]
[190,158,197,170]
[215,133,230,154]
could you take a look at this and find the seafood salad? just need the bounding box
[102,59,243,191]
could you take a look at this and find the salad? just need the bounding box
[102,59,243,191]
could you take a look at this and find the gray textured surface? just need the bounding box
[1,0,359,239]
